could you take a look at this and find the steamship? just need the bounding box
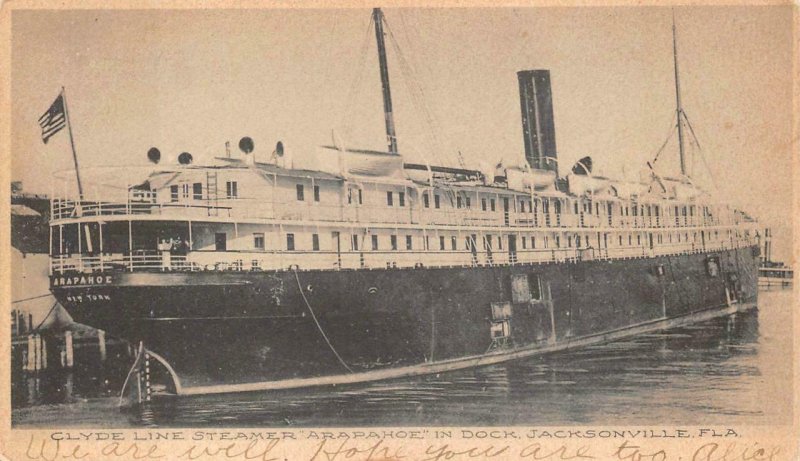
[47,9,759,396]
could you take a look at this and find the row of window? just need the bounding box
[171,181,329,203]
[170,181,239,202]
[296,184,321,202]
[382,190,719,223]
[255,233,424,252]
[253,232,322,251]
[170,180,727,226]
[243,228,728,252]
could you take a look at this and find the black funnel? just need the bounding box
[518,70,558,176]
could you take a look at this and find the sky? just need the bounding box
[11,6,793,258]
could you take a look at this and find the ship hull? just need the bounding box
[50,246,759,394]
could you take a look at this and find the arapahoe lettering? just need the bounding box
[52,275,113,287]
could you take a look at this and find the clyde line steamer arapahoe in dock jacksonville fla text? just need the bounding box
[44,9,759,398]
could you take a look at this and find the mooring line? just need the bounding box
[30,301,59,333]
[292,268,353,373]
[12,293,53,304]
[118,342,145,406]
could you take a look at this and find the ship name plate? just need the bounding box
[51,274,114,287]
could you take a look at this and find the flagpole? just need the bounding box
[61,86,84,201]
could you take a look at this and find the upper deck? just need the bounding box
[49,161,747,232]
[46,161,758,276]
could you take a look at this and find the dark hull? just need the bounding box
[51,246,759,393]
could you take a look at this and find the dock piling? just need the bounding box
[98,330,107,362]
[64,330,74,368]
[25,335,35,371]
[27,334,46,372]
[41,335,47,370]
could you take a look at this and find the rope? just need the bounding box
[292,267,353,373]
[682,111,720,194]
[339,16,375,143]
[319,11,341,120]
[118,342,145,406]
[682,111,702,150]
[651,114,678,166]
[12,293,52,304]
[31,301,59,333]
[384,16,446,166]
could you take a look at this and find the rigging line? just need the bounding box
[71,182,128,192]
[292,267,354,373]
[395,40,444,162]
[341,17,373,134]
[340,15,375,142]
[697,146,719,193]
[12,293,52,304]
[389,41,443,167]
[31,300,60,333]
[394,11,444,149]
[652,124,677,166]
[398,10,436,80]
[681,111,700,177]
[383,18,445,165]
[681,111,701,150]
[651,113,679,165]
[682,111,699,176]
[319,10,341,91]
[682,111,720,193]
[647,119,678,194]
[383,28,427,134]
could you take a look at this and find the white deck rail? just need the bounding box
[50,235,757,275]
[51,195,744,231]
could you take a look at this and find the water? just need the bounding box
[12,289,793,427]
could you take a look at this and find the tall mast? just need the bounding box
[372,8,398,155]
[672,11,687,177]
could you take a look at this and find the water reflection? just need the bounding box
[12,290,793,427]
[12,341,131,408]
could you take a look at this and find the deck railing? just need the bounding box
[51,253,189,274]
[49,235,757,275]
[51,197,233,221]
[51,193,746,233]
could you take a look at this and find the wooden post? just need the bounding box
[33,334,41,371]
[547,283,556,345]
[40,335,47,370]
[97,330,107,362]
[136,370,142,404]
[25,335,35,371]
[64,330,74,368]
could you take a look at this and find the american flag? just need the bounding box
[38,94,67,144]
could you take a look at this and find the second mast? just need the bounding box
[373,8,399,155]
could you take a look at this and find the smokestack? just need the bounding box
[518,70,558,176]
